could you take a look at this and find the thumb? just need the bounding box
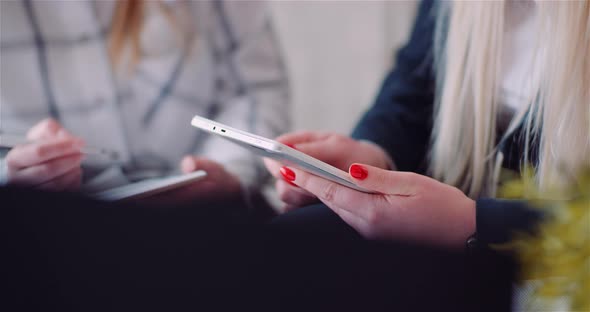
[27,118,62,140]
[180,156,224,175]
[180,156,198,173]
[348,163,422,196]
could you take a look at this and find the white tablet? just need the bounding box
[191,115,372,193]
[91,170,207,201]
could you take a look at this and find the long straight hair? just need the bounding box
[431,1,590,198]
[109,0,146,69]
[108,0,185,70]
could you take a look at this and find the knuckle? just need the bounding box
[403,172,423,193]
[40,164,54,176]
[38,162,58,178]
[281,189,307,206]
[5,152,19,168]
[330,135,346,146]
[374,171,389,188]
[278,189,292,203]
[32,145,46,158]
[277,181,294,203]
[320,183,338,203]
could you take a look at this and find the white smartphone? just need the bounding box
[191,115,372,193]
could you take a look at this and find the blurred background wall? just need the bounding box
[270,1,418,134]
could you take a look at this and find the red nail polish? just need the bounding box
[286,143,297,150]
[280,166,296,182]
[349,164,368,180]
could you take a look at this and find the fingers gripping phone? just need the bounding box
[191,115,372,193]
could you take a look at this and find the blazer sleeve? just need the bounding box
[476,198,544,246]
[351,0,436,173]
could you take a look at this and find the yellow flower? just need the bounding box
[497,169,590,311]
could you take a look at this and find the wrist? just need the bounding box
[463,198,477,249]
[443,194,476,249]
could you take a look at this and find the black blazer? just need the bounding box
[351,0,540,246]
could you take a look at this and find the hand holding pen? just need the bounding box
[1,118,116,191]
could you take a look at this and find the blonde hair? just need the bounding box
[431,1,590,198]
[109,0,146,69]
[108,0,186,70]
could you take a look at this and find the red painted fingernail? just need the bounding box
[286,143,297,150]
[349,164,368,180]
[280,166,296,182]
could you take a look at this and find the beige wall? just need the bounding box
[270,1,418,134]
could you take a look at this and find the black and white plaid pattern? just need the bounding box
[0,0,290,187]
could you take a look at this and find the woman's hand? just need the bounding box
[264,131,392,212]
[278,163,476,248]
[5,118,85,191]
[150,156,242,204]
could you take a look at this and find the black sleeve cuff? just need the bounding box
[476,198,544,246]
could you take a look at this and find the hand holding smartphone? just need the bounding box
[191,115,373,193]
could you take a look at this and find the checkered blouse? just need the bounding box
[0,0,290,189]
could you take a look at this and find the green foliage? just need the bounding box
[497,168,590,311]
